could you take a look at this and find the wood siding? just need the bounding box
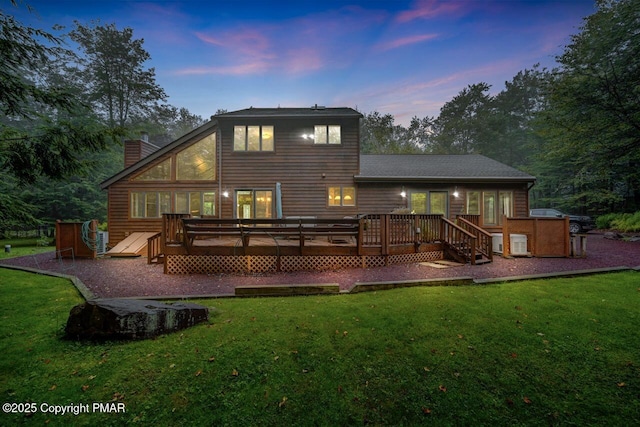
[217,115,360,220]
[104,111,533,247]
[357,182,530,230]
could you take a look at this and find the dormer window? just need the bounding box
[314,125,341,144]
[234,125,274,151]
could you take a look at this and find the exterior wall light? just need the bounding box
[400,186,406,198]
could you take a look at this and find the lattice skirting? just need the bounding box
[165,251,443,275]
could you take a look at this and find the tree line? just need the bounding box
[1,0,638,235]
[362,0,639,216]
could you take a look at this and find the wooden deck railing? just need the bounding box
[156,213,486,264]
[147,232,163,264]
[441,218,478,264]
[163,213,191,246]
[456,216,493,262]
[457,214,480,227]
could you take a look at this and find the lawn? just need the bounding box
[0,267,639,426]
[0,237,55,260]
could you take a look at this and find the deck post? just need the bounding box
[381,214,389,256]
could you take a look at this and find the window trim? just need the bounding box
[130,191,171,219]
[314,125,341,144]
[233,125,275,152]
[409,190,449,215]
[327,185,356,207]
[175,191,216,217]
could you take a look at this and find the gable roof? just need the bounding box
[100,119,218,189]
[215,106,362,119]
[356,154,535,183]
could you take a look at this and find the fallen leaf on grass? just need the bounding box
[49,385,57,391]
[421,407,432,415]
[617,382,626,387]
[510,353,518,358]
[195,370,202,377]
[523,397,532,404]
[438,385,447,392]
[112,392,124,401]
[231,369,239,377]
[208,356,216,362]
[81,385,89,391]
[278,397,288,408]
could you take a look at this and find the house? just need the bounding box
[100,106,535,248]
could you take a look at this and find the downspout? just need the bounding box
[216,119,222,219]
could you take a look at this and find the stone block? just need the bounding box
[65,299,209,340]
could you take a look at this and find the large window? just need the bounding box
[234,126,274,151]
[314,125,341,144]
[470,191,513,226]
[410,191,448,215]
[133,158,171,181]
[175,192,216,217]
[328,186,355,207]
[467,191,480,215]
[131,192,171,218]
[236,190,273,219]
[176,134,216,180]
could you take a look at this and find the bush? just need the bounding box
[599,211,640,232]
[596,212,619,229]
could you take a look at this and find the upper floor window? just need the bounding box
[176,133,216,180]
[133,158,171,181]
[234,125,274,151]
[314,125,341,144]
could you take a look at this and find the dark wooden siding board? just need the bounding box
[217,116,360,219]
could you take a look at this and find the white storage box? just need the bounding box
[492,233,503,254]
[510,234,528,255]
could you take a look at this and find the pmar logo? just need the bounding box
[93,402,126,413]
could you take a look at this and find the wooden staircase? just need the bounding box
[441,216,494,265]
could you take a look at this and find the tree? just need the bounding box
[360,111,426,154]
[0,2,115,233]
[129,104,206,146]
[431,83,494,154]
[491,66,550,169]
[69,21,167,130]
[537,0,640,212]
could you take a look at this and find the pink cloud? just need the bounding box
[396,0,467,23]
[182,5,386,77]
[174,61,271,76]
[376,33,439,51]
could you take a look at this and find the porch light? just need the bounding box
[400,186,406,198]
[223,190,229,198]
[453,186,460,198]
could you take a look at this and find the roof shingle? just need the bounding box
[356,154,535,182]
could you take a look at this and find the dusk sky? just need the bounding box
[11,0,596,125]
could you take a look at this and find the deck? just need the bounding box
[148,214,493,274]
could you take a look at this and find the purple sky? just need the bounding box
[11,0,595,125]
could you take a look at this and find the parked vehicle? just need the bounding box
[529,208,596,234]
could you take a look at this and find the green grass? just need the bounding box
[1,268,639,426]
[0,238,55,260]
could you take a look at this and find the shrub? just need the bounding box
[602,211,640,232]
[596,212,619,229]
